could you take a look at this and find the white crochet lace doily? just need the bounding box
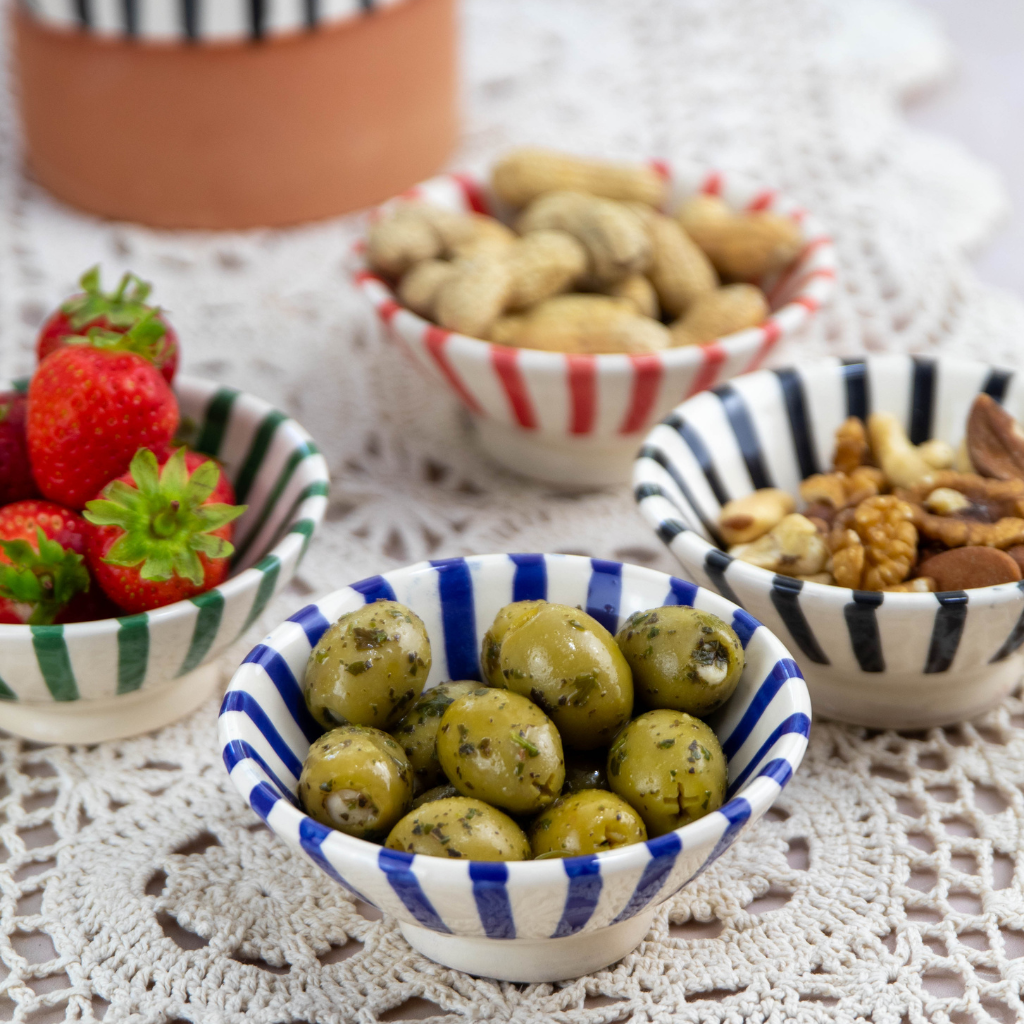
[2,1,1024,1022]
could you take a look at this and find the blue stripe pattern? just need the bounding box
[287,604,331,646]
[665,577,698,606]
[690,799,751,881]
[219,690,304,780]
[241,644,321,743]
[730,609,759,648]
[431,558,480,680]
[510,553,547,601]
[222,739,298,805]
[611,832,682,924]
[300,818,372,903]
[726,712,811,798]
[470,862,516,939]
[352,575,398,603]
[379,849,451,933]
[720,657,801,760]
[552,857,602,937]
[219,553,809,944]
[587,559,622,633]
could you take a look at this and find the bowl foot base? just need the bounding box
[0,662,223,744]
[473,418,640,489]
[399,907,656,982]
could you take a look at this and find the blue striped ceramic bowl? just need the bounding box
[217,552,810,982]
[634,354,1024,731]
[0,375,329,745]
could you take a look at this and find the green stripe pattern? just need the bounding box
[234,410,287,504]
[289,519,316,561]
[178,590,226,677]
[117,614,150,694]
[232,441,321,565]
[239,556,281,637]
[0,675,15,700]
[195,388,239,458]
[30,626,79,701]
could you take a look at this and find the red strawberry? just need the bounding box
[0,391,39,504]
[83,446,246,614]
[37,266,179,383]
[27,325,180,510]
[0,500,116,624]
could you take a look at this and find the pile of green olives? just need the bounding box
[297,597,744,862]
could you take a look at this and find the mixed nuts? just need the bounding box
[721,393,1024,592]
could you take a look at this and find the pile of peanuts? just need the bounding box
[365,149,804,355]
[720,394,1024,592]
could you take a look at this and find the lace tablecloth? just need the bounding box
[2,2,1024,1022]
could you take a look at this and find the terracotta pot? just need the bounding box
[11,0,458,229]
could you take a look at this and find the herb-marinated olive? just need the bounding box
[386,797,531,860]
[616,607,743,716]
[393,680,480,792]
[299,725,413,840]
[436,689,565,815]
[497,604,633,750]
[607,710,727,837]
[480,600,547,687]
[529,789,647,858]
[411,783,460,810]
[562,749,610,795]
[304,600,431,731]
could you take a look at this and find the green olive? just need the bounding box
[411,783,460,810]
[562,749,610,795]
[386,797,531,861]
[299,725,413,840]
[436,688,565,815]
[529,789,647,858]
[480,600,547,687]
[393,680,481,792]
[497,604,633,750]
[607,710,727,837]
[616,607,743,716]
[304,600,431,731]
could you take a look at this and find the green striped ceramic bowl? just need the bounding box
[0,375,330,744]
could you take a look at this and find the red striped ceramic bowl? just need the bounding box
[354,163,835,487]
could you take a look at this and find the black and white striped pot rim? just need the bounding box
[18,0,410,43]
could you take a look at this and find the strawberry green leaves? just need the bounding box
[0,527,91,625]
[67,310,169,367]
[84,448,246,586]
[62,266,157,331]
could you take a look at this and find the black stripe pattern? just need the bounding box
[844,591,885,673]
[664,413,730,506]
[909,357,936,445]
[983,367,1013,403]
[714,384,773,489]
[773,369,820,479]
[704,550,743,608]
[841,359,869,420]
[925,591,968,673]
[770,576,829,664]
[638,444,722,543]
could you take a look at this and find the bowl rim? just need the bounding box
[0,372,330,639]
[219,552,811,883]
[633,353,1024,606]
[352,160,837,374]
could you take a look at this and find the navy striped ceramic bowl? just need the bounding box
[634,354,1024,731]
[0,376,329,745]
[218,552,810,982]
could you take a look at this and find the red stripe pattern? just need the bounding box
[424,328,483,416]
[686,343,727,398]
[620,355,663,434]
[490,346,537,429]
[567,354,597,434]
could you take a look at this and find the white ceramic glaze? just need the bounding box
[355,163,835,487]
[634,354,1024,729]
[0,375,329,743]
[218,552,811,981]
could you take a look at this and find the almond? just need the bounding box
[966,393,1024,481]
[916,546,1022,591]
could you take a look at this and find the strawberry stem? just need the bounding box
[0,527,91,625]
[84,448,247,586]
